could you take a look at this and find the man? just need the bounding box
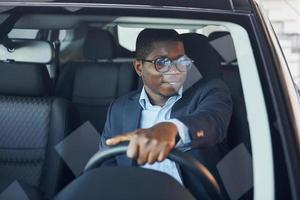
[100,29,232,190]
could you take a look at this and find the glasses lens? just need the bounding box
[155,58,171,72]
[176,56,192,72]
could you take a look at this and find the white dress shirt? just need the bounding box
[139,87,191,184]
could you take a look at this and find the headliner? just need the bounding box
[0,0,252,11]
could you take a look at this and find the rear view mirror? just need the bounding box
[0,39,53,64]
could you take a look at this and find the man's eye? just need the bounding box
[177,56,189,62]
[157,58,171,65]
[180,60,191,65]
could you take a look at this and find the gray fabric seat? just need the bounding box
[55,29,138,132]
[0,62,80,199]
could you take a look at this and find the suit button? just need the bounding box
[196,130,204,138]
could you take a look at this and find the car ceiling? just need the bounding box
[0,14,117,29]
[0,14,213,31]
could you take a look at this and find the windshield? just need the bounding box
[0,9,273,200]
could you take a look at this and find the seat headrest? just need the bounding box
[208,31,237,64]
[0,62,51,96]
[181,33,221,80]
[83,29,116,60]
[208,31,229,41]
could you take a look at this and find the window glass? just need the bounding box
[59,29,68,41]
[58,29,75,52]
[117,26,190,51]
[1,13,276,200]
[117,26,143,51]
[8,29,38,39]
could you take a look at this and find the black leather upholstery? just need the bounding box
[208,31,229,64]
[39,98,79,198]
[0,177,44,200]
[181,33,222,81]
[209,32,251,151]
[208,31,229,41]
[0,96,51,187]
[0,63,51,96]
[83,29,116,60]
[0,62,79,199]
[56,29,138,132]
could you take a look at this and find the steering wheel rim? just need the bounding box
[84,145,223,200]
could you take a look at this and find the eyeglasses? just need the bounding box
[140,55,193,73]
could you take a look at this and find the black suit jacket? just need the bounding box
[100,79,232,198]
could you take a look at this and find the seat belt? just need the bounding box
[49,30,61,89]
[0,9,22,49]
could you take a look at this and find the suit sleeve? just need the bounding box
[99,101,117,166]
[177,80,233,148]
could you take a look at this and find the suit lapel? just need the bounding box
[171,89,191,118]
[122,92,142,132]
[117,92,141,167]
[171,81,200,118]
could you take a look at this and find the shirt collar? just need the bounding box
[139,86,183,110]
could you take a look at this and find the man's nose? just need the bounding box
[168,62,180,73]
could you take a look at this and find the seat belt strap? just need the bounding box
[0,9,22,49]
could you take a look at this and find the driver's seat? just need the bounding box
[181,33,252,200]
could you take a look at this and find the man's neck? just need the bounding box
[149,95,168,107]
[143,87,171,107]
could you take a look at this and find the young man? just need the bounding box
[100,29,232,186]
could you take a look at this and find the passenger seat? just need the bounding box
[208,31,251,151]
[181,32,252,200]
[182,32,250,151]
[0,62,79,199]
[55,29,138,132]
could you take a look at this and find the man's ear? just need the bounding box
[133,60,143,77]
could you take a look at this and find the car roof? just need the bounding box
[0,0,253,12]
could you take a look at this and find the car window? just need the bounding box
[117,25,191,51]
[294,84,300,104]
[0,12,279,200]
[8,29,39,39]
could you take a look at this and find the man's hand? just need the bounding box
[106,122,178,165]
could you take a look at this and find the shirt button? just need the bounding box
[196,130,204,138]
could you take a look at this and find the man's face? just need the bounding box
[134,41,187,99]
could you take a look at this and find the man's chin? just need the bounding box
[160,84,181,96]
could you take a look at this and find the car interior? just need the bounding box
[0,13,253,200]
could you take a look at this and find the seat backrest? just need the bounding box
[181,33,222,82]
[55,29,138,132]
[208,31,251,151]
[181,32,251,151]
[0,62,79,198]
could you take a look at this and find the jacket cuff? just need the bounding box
[164,119,192,151]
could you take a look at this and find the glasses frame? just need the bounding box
[140,55,194,73]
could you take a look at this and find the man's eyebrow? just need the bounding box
[153,54,185,60]
[176,54,185,59]
[152,54,169,59]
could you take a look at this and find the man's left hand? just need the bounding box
[106,122,178,165]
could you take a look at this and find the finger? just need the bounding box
[157,145,172,162]
[106,132,135,146]
[137,139,150,165]
[147,149,160,164]
[137,147,149,165]
[127,136,139,158]
[146,140,161,164]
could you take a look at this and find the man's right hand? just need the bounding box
[106,122,178,165]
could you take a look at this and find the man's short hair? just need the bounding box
[135,29,182,59]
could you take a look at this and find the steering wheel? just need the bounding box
[84,144,223,200]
